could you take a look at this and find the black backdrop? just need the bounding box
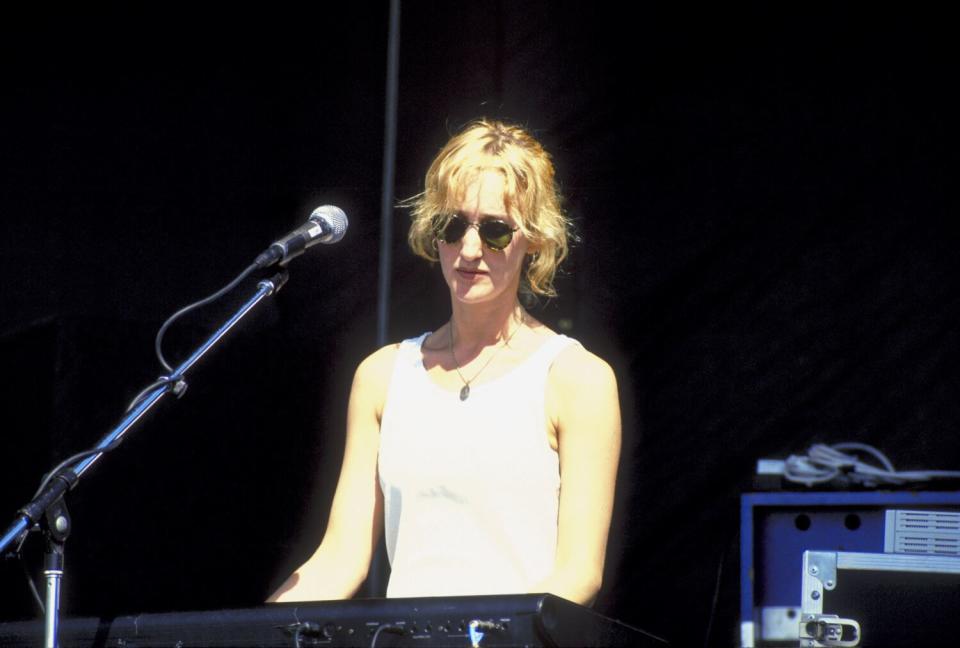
[2,4,958,646]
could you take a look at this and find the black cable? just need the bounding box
[16,446,118,616]
[32,444,120,500]
[19,543,45,614]
[154,262,259,372]
[369,623,404,648]
[16,261,262,618]
[702,539,729,648]
[12,523,45,614]
[13,262,261,619]
[11,416,126,618]
[125,375,181,413]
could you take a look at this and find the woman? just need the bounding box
[269,120,620,606]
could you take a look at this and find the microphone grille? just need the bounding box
[310,205,349,243]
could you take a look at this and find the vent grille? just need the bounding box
[885,510,960,556]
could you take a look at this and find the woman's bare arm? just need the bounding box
[534,345,621,606]
[267,345,396,602]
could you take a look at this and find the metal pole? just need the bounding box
[370,0,402,597]
[377,0,401,347]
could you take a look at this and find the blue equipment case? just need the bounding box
[739,491,960,647]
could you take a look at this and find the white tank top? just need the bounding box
[378,332,579,598]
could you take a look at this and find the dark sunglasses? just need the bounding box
[437,214,519,251]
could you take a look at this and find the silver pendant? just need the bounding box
[459,385,470,401]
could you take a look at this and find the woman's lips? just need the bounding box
[456,268,487,280]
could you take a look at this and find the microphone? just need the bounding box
[254,205,348,268]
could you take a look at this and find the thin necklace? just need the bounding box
[449,316,523,401]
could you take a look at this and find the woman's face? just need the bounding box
[438,170,529,307]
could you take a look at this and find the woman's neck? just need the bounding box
[448,298,525,350]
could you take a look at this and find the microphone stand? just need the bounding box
[0,270,289,648]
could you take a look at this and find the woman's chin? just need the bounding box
[450,281,498,304]
[444,270,522,306]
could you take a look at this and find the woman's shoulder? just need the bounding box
[548,338,617,393]
[357,343,400,376]
[352,338,423,418]
[544,336,620,443]
[354,333,430,382]
[521,316,615,389]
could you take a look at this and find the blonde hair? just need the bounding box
[405,119,570,297]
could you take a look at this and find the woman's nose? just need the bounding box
[459,225,484,259]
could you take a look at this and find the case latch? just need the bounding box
[800,613,861,647]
